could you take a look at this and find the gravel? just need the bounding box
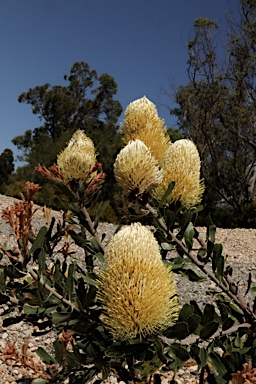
[0,194,255,383]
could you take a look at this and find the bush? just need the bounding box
[1,98,256,383]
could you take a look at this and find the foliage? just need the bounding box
[170,0,256,226]
[0,95,256,384]
[0,148,14,193]
[9,62,122,206]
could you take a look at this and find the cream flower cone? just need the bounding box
[114,139,162,197]
[152,139,205,207]
[57,129,97,184]
[120,96,170,164]
[97,223,178,340]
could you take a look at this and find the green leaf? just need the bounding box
[213,243,224,279]
[161,242,175,251]
[168,343,190,361]
[158,181,175,207]
[179,211,193,235]
[52,311,73,324]
[82,274,98,287]
[36,347,58,365]
[208,225,216,243]
[190,345,208,368]
[0,268,5,293]
[187,314,201,334]
[170,256,185,269]
[184,222,194,251]
[106,342,149,358]
[179,268,206,282]
[66,263,74,301]
[28,226,48,256]
[38,248,46,276]
[90,236,103,253]
[5,265,26,279]
[179,303,194,322]
[154,339,167,364]
[164,322,189,339]
[197,247,207,262]
[56,181,76,200]
[198,347,208,368]
[251,286,256,297]
[200,321,219,340]
[224,351,242,373]
[202,304,215,326]
[32,379,49,384]
[207,351,227,377]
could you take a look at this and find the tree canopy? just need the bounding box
[9,62,122,209]
[12,62,122,178]
[0,149,14,192]
[171,0,256,226]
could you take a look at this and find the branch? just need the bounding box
[146,203,255,320]
[80,205,104,250]
[26,266,81,314]
[159,322,251,346]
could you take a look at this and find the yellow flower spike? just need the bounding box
[97,224,178,340]
[57,129,97,184]
[104,223,161,263]
[114,139,162,197]
[153,139,205,208]
[120,96,170,164]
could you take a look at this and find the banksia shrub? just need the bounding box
[120,96,170,164]
[153,139,205,208]
[57,129,97,184]
[97,223,178,340]
[114,139,162,198]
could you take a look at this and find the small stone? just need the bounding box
[2,332,8,339]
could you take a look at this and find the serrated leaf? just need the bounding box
[90,236,103,253]
[161,242,175,251]
[179,303,194,322]
[106,342,149,358]
[202,304,215,326]
[200,321,219,340]
[179,268,206,282]
[154,339,167,364]
[52,311,73,324]
[197,247,207,262]
[184,222,194,251]
[208,225,216,243]
[32,379,49,384]
[164,321,189,339]
[158,181,175,207]
[251,286,256,297]
[28,226,48,256]
[207,351,227,377]
[187,314,201,334]
[224,351,242,373]
[56,181,76,200]
[213,243,224,279]
[66,263,74,301]
[5,265,26,279]
[168,343,190,361]
[36,347,58,365]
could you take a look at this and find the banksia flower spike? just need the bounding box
[114,139,162,198]
[120,96,170,164]
[97,223,178,340]
[104,222,161,263]
[153,139,205,208]
[57,129,97,184]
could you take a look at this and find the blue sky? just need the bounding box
[0,0,239,166]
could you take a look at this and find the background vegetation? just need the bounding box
[1,0,256,227]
